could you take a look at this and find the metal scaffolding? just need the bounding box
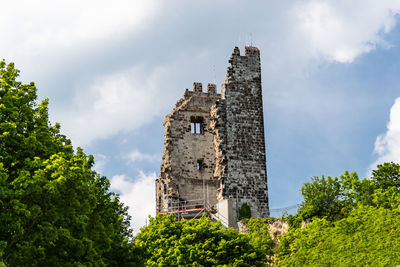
[159,197,231,228]
[159,198,209,220]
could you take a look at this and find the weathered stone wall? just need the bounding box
[156,83,221,213]
[214,46,269,218]
[156,46,269,222]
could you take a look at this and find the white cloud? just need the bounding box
[369,97,400,175]
[3,0,400,148]
[293,0,400,63]
[126,149,159,163]
[93,153,108,173]
[1,0,158,50]
[0,0,159,79]
[110,171,156,234]
[261,0,400,122]
[58,63,179,145]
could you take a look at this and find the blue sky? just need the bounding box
[2,0,400,233]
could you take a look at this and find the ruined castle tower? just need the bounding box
[156,46,269,227]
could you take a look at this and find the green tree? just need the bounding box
[242,218,275,259]
[135,214,270,266]
[238,203,251,220]
[296,163,400,223]
[0,61,134,266]
[371,162,400,190]
[296,173,354,222]
[277,206,400,266]
[278,163,400,266]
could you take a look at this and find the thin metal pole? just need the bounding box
[206,183,209,206]
[202,174,205,208]
[236,189,239,221]
[177,199,180,221]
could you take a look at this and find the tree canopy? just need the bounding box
[0,61,134,266]
[135,214,273,266]
[295,162,400,224]
[278,205,400,266]
[277,162,400,266]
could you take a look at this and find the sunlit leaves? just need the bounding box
[278,206,400,266]
[135,214,271,266]
[278,163,400,266]
[0,61,134,266]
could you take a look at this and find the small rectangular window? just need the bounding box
[190,116,204,134]
[197,159,203,171]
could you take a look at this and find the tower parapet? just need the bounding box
[207,83,216,94]
[193,82,203,92]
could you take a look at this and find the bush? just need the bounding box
[238,203,252,220]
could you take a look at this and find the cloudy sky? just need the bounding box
[3,0,400,233]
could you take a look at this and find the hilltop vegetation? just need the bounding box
[135,215,275,266]
[135,164,400,266]
[1,60,400,266]
[277,163,400,266]
[278,206,400,266]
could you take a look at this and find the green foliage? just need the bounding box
[297,172,360,222]
[277,163,400,266]
[135,214,270,266]
[238,203,251,220]
[371,162,400,189]
[243,218,275,259]
[277,206,400,266]
[298,175,344,221]
[296,163,400,224]
[283,214,302,229]
[0,61,134,266]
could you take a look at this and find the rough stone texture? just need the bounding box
[269,220,289,242]
[238,219,289,255]
[156,83,221,213]
[238,219,289,242]
[214,46,269,218]
[237,221,249,233]
[156,46,269,222]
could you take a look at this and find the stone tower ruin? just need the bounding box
[156,46,269,227]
